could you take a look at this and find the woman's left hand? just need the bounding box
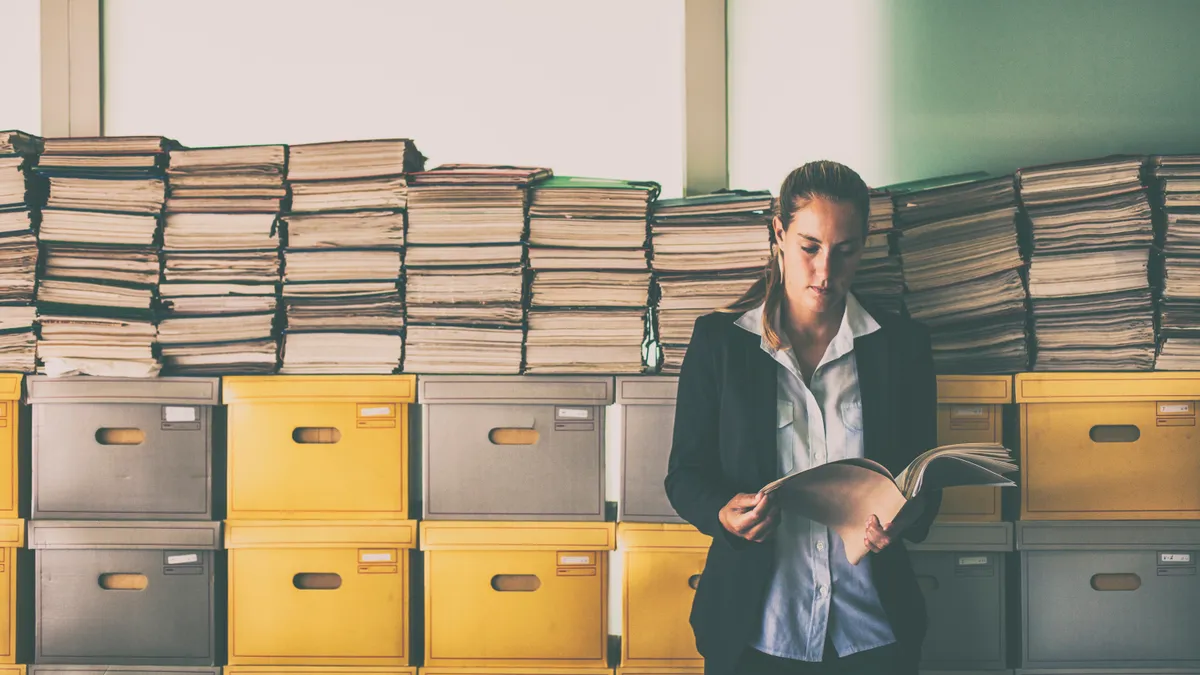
[864,514,894,553]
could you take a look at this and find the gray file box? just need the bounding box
[1018,521,1200,669]
[29,377,219,520]
[420,375,613,520]
[616,376,682,522]
[30,668,221,675]
[909,522,1012,671]
[30,521,221,666]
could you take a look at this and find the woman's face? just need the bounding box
[772,197,865,316]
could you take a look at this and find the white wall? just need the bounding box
[727,0,892,191]
[103,0,687,196]
[1,0,41,135]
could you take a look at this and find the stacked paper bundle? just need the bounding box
[34,136,171,377]
[279,139,423,374]
[0,130,44,371]
[851,188,905,315]
[524,176,658,373]
[892,174,1029,373]
[1018,156,1156,370]
[1151,155,1200,369]
[650,190,772,372]
[157,144,286,374]
[404,164,551,374]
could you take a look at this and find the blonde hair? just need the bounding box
[720,160,870,349]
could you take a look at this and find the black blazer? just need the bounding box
[664,307,941,675]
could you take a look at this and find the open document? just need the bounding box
[759,443,1017,565]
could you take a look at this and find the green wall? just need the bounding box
[886,0,1200,183]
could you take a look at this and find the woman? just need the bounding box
[664,161,941,675]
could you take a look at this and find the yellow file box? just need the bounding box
[223,375,414,520]
[420,521,615,668]
[227,668,416,675]
[618,523,709,669]
[0,376,20,521]
[420,670,612,675]
[0,520,22,664]
[226,520,415,665]
[1017,372,1200,520]
[935,375,1011,522]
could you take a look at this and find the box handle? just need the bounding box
[489,428,539,445]
[1091,573,1141,591]
[98,573,148,590]
[293,427,342,444]
[1089,425,1140,443]
[95,428,145,445]
[293,573,342,590]
[491,574,541,592]
[916,575,939,593]
[687,574,701,590]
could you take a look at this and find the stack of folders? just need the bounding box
[650,190,773,373]
[157,144,287,374]
[892,174,1029,374]
[1152,155,1200,370]
[1017,156,1156,371]
[404,164,552,374]
[34,135,172,377]
[279,139,424,374]
[852,188,905,315]
[0,130,44,371]
[524,176,658,373]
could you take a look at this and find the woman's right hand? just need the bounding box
[719,491,779,542]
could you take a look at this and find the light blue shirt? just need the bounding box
[737,294,897,661]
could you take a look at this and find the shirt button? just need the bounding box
[816,540,826,552]
[818,584,829,597]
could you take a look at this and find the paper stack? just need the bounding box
[1018,156,1156,370]
[34,136,171,377]
[0,130,44,371]
[157,144,286,374]
[1151,155,1200,369]
[650,190,772,373]
[279,139,423,374]
[892,174,1029,373]
[851,188,905,315]
[524,176,658,373]
[404,164,551,374]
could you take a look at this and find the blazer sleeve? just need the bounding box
[901,321,942,544]
[664,316,739,541]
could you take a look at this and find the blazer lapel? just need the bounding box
[730,326,779,488]
[854,330,893,472]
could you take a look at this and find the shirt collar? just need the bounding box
[734,292,881,362]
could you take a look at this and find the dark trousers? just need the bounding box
[734,641,919,675]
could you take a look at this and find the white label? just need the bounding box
[557,408,589,420]
[1161,552,1193,564]
[950,405,987,418]
[167,553,199,565]
[163,406,198,422]
[958,555,989,567]
[560,555,591,565]
[1159,403,1192,414]
[361,552,394,563]
[360,406,392,417]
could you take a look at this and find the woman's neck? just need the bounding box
[781,295,845,347]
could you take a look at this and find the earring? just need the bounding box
[777,253,785,283]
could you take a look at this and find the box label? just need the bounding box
[167,553,199,565]
[361,552,394,563]
[957,555,989,567]
[1161,552,1193,564]
[360,406,392,417]
[557,407,590,420]
[163,406,198,422]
